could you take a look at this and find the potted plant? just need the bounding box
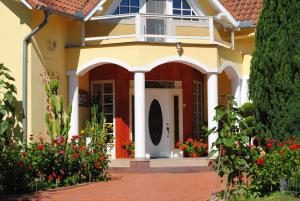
[179,138,197,157]
[178,138,208,157]
[122,141,135,158]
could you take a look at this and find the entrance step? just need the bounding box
[109,158,211,173]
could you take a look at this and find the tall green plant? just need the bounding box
[249,0,300,139]
[82,105,112,145]
[0,63,19,151]
[209,95,252,200]
[45,80,71,143]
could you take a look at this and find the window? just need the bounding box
[193,81,202,138]
[174,96,179,147]
[173,0,196,16]
[113,0,140,15]
[92,82,114,135]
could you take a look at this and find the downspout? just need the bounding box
[22,10,50,145]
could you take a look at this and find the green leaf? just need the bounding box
[222,138,235,147]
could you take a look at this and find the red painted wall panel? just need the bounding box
[90,62,204,158]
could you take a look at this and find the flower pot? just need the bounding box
[184,152,198,158]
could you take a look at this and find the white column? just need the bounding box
[232,79,241,106]
[207,73,218,154]
[240,76,249,105]
[67,71,79,139]
[134,72,146,159]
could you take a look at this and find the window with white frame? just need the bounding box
[113,0,140,15]
[92,82,114,135]
[193,80,203,138]
[173,0,196,16]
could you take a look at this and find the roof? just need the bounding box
[24,0,263,25]
[26,0,101,19]
[219,0,263,24]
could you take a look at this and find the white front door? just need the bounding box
[145,89,172,158]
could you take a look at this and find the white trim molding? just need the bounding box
[209,0,239,27]
[76,58,133,76]
[20,0,33,9]
[146,55,218,73]
[218,61,241,79]
[84,0,107,21]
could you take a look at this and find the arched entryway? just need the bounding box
[68,58,240,159]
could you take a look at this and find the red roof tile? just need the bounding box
[219,0,263,24]
[26,0,101,19]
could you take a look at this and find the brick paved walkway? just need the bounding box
[4,171,223,201]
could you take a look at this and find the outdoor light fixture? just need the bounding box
[176,42,183,56]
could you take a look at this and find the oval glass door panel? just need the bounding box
[148,99,163,146]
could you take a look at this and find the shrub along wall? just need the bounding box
[0,75,111,195]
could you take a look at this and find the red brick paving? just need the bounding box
[5,172,223,201]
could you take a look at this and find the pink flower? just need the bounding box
[59,150,65,155]
[186,138,193,143]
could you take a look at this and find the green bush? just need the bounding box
[209,96,300,200]
[0,80,111,195]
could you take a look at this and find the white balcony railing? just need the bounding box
[84,13,235,48]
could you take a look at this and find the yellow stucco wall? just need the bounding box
[66,44,219,73]
[0,1,31,100]
[28,12,69,140]
[0,0,255,143]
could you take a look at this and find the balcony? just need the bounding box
[83,13,235,48]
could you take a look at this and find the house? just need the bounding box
[0,0,262,159]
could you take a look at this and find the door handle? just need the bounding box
[166,123,170,138]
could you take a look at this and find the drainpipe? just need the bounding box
[22,10,50,145]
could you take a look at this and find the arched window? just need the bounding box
[173,0,196,16]
[113,0,140,15]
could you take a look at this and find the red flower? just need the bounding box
[99,156,105,162]
[94,162,100,169]
[80,147,86,152]
[73,145,79,150]
[17,161,25,167]
[21,152,28,157]
[278,142,286,147]
[203,144,208,149]
[180,145,187,151]
[266,143,273,149]
[193,141,198,148]
[37,144,44,151]
[52,172,57,179]
[89,150,94,155]
[199,138,204,142]
[256,157,265,165]
[186,138,193,143]
[296,144,300,149]
[48,175,53,182]
[289,144,297,150]
[175,142,180,148]
[72,135,80,140]
[72,153,80,158]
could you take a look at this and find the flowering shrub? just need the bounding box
[0,81,111,195]
[209,96,300,200]
[178,138,208,157]
[22,134,109,190]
